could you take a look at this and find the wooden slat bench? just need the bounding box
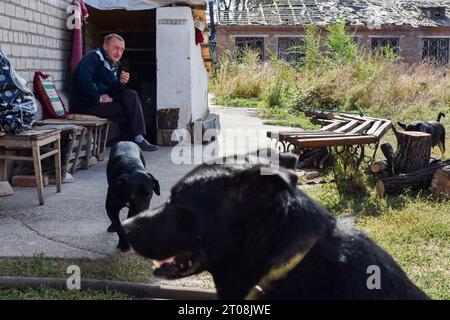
[267,113,392,159]
[35,115,109,169]
[33,124,86,177]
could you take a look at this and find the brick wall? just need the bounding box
[216,25,450,65]
[0,0,72,90]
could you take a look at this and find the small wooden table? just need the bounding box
[35,117,109,169]
[0,128,62,205]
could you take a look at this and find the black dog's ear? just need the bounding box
[253,148,298,170]
[236,166,298,196]
[397,122,407,130]
[147,173,160,196]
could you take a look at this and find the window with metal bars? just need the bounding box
[277,37,304,63]
[235,37,265,59]
[371,37,400,56]
[422,38,449,65]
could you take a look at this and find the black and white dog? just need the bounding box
[398,112,446,159]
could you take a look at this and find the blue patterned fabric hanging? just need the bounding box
[0,51,37,134]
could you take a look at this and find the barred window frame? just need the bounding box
[422,38,449,65]
[277,37,304,63]
[235,37,265,59]
[371,37,400,56]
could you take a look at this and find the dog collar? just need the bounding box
[245,238,318,300]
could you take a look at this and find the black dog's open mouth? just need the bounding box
[152,252,203,279]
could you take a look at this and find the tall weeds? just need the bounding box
[211,22,450,122]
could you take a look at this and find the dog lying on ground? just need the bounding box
[122,153,429,299]
[106,141,160,251]
[398,112,446,159]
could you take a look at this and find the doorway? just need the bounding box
[84,7,157,143]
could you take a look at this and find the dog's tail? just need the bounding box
[437,112,446,122]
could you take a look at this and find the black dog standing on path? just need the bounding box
[398,112,446,159]
[106,141,160,251]
[122,154,429,299]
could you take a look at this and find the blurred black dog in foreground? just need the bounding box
[123,153,428,299]
[106,141,160,251]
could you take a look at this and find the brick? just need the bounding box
[29,22,36,34]
[15,7,25,19]
[11,45,21,57]
[41,14,48,25]
[25,9,33,21]
[0,15,11,29]
[5,4,15,17]
[12,175,49,187]
[1,44,11,55]
[21,46,29,57]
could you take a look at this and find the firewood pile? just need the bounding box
[370,126,449,197]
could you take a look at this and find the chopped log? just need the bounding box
[157,108,180,130]
[431,165,450,198]
[393,131,432,174]
[304,109,334,120]
[319,154,332,169]
[299,148,322,161]
[381,143,394,176]
[370,160,388,174]
[377,160,450,196]
[298,149,328,168]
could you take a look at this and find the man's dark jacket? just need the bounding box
[70,48,125,105]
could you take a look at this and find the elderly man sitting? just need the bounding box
[69,33,158,152]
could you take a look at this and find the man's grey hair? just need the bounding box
[104,34,125,44]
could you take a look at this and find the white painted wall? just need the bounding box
[156,7,209,129]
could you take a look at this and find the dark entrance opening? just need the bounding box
[84,7,157,143]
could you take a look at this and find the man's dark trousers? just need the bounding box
[71,89,146,138]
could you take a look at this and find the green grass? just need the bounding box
[0,252,154,300]
[0,252,153,282]
[0,288,128,300]
[213,96,262,109]
[307,182,450,300]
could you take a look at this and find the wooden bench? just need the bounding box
[268,113,392,150]
[267,113,393,168]
[33,124,86,177]
[35,115,109,169]
[0,128,62,205]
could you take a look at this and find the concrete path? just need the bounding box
[0,105,296,259]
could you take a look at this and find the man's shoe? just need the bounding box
[136,140,159,152]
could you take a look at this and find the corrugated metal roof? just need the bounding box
[85,0,205,11]
[218,0,450,27]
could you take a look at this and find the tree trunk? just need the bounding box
[377,160,450,196]
[393,131,432,174]
[298,149,328,168]
[431,165,450,198]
